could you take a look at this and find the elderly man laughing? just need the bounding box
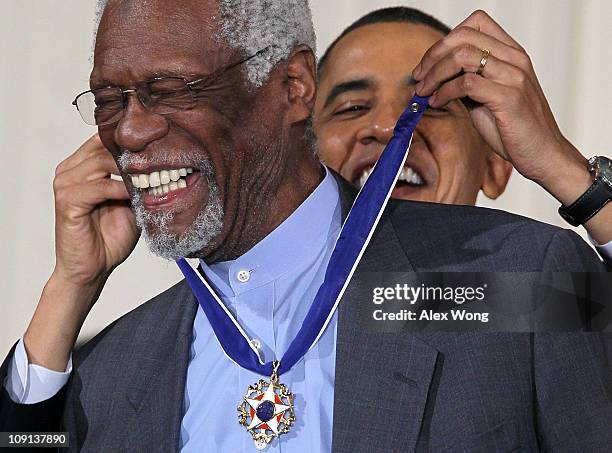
[1,1,610,452]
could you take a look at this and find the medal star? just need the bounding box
[245,383,291,434]
[264,413,281,435]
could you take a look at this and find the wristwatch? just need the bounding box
[559,156,612,227]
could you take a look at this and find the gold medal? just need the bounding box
[237,361,295,450]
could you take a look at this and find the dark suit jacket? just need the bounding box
[2,174,611,452]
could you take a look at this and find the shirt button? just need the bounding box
[251,339,262,350]
[236,269,251,283]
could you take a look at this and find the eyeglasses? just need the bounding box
[72,48,269,126]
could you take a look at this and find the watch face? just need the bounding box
[598,156,612,186]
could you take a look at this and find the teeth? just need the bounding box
[160,170,171,185]
[146,179,189,197]
[149,171,161,188]
[397,166,424,186]
[356,165,424,189]
[130,168,193,192]
[138,174,150,189]
[357,167,374,188]
[400,167,414,182]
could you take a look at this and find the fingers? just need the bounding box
[414,26,527,83]
[55,179,130,218]
[75,179,131,205]
[418,45,536,99]
[53,136,130,214]
[428,72,522,113]
[55,151,123,189]
[411,8,551,119]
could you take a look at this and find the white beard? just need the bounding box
[127,160,224,260]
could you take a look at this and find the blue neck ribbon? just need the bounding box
[177,95,429,377]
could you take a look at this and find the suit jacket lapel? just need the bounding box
[332,172,439,452]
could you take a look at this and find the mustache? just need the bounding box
[117,150,214,174]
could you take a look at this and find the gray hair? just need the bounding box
[93,0,316,87]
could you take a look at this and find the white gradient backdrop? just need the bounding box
[1,0,610,355]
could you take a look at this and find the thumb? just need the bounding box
[470,106,507,160]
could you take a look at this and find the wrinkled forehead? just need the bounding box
[92,0,227,85]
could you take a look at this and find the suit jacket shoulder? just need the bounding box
[73,279,195,366]
[380,198,605,272]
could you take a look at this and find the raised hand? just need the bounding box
[52,134,138,288]
[412,10,591,205]
[23,135,139,371]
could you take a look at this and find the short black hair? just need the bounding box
[318,7,451,75]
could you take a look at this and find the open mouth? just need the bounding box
[356,165,425,189]
[130,167,197,196]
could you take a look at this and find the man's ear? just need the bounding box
[481,150,513,200]
[286,45,317,125]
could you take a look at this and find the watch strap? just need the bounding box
[559,177,612,226]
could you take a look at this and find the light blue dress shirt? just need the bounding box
[180,169,342,452]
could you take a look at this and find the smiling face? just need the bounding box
[92,0,319,261]
[314,22,510,204]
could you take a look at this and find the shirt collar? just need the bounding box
[200,167,341,296]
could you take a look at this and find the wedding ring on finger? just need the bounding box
[477,49,491,76]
